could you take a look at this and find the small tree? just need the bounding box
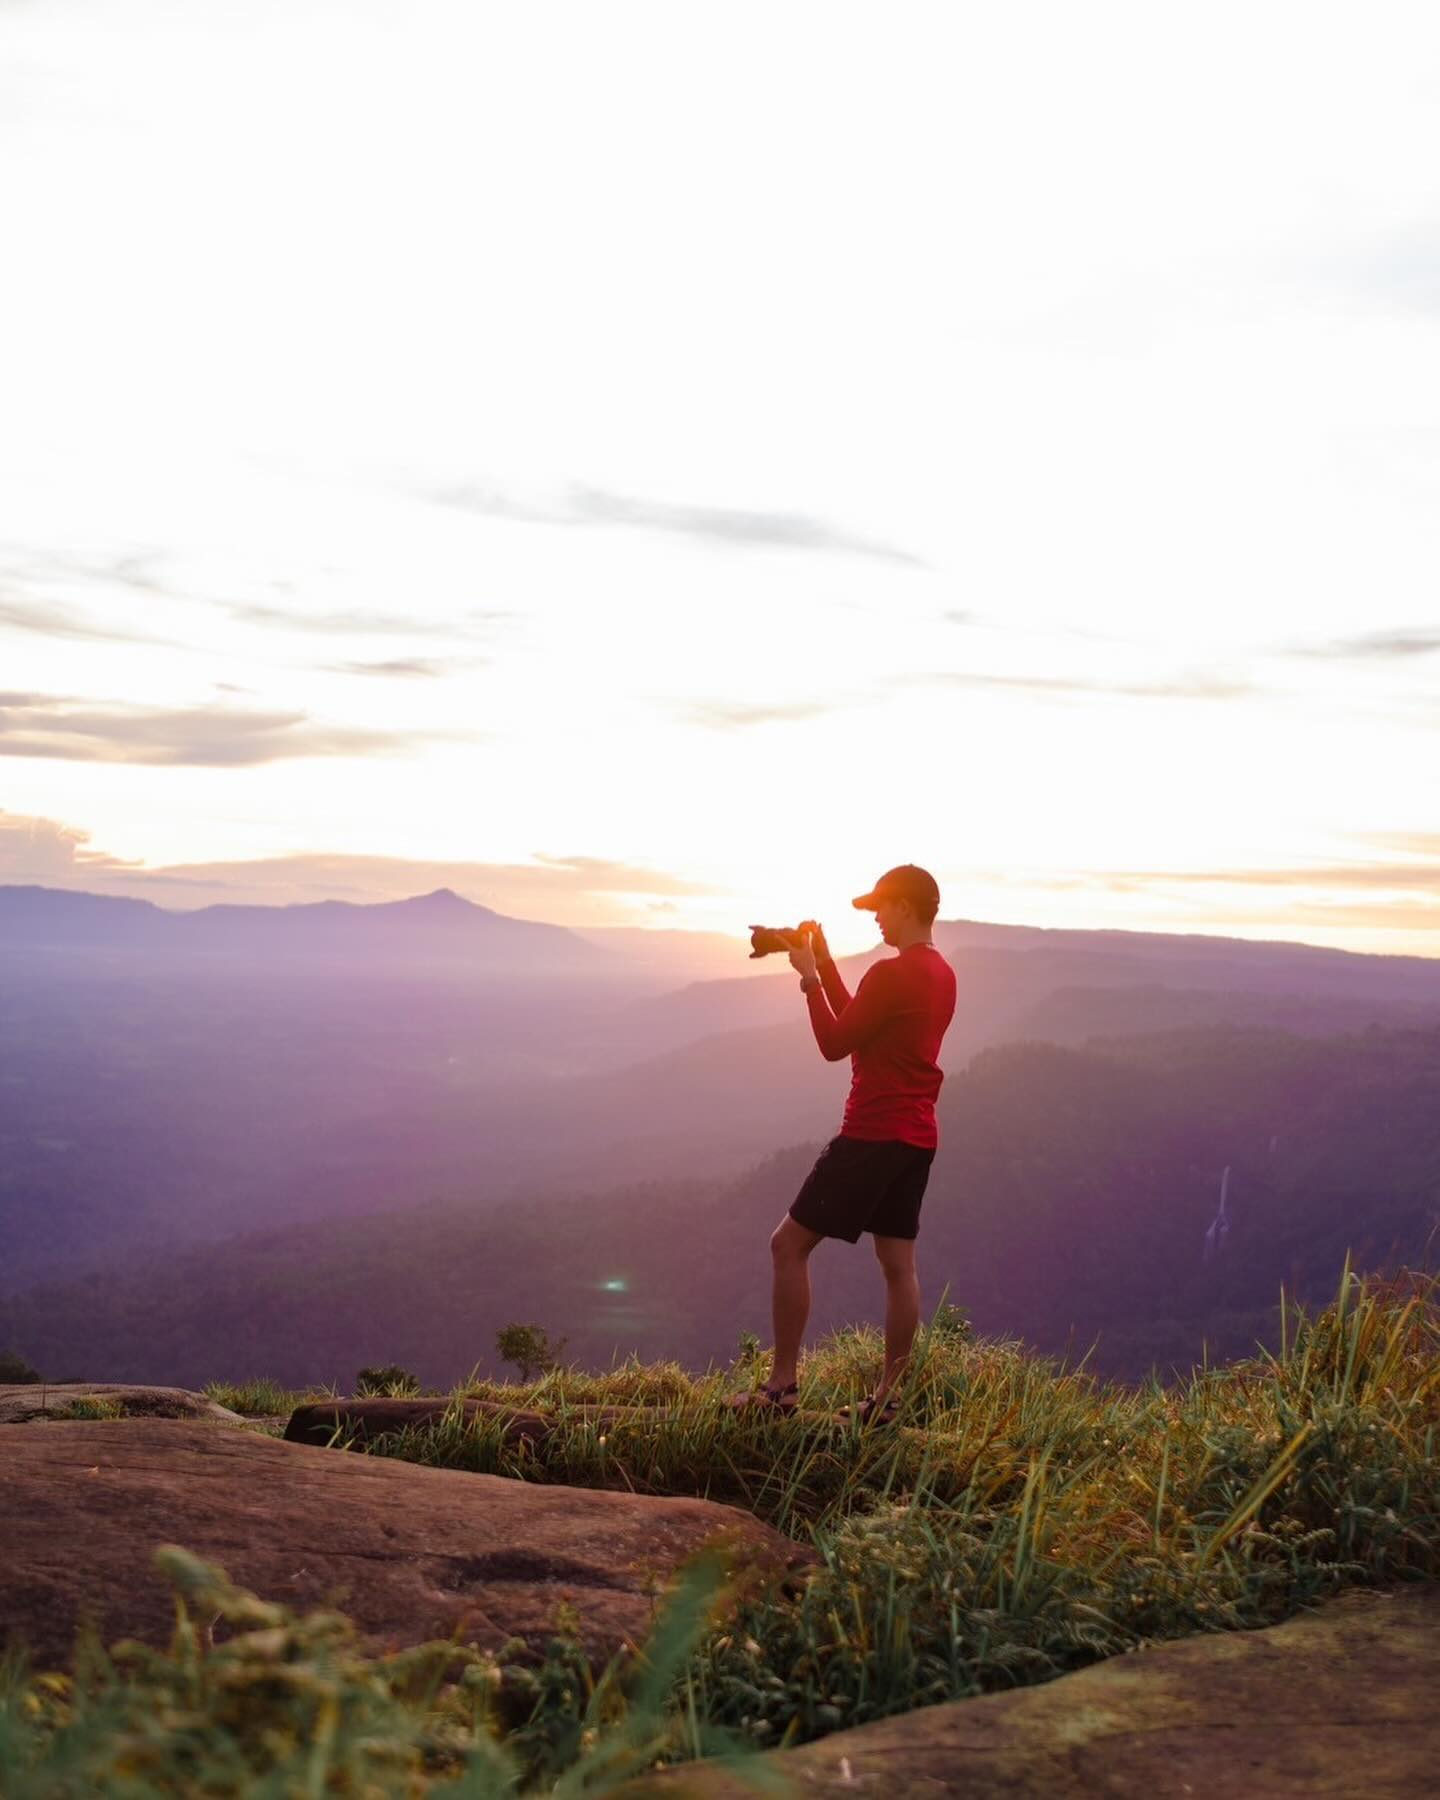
[354,1363,420,1397]
[0,1348,42,1384]
[495,1322,567,1383]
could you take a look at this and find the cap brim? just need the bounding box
[852,892,880,910]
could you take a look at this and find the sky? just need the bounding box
[2,0,1439,959]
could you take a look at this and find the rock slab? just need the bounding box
[625,1582,1440,1797]
[0,1419,813,1676]
[0,1382,245,1426]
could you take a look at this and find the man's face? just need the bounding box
[874,894,910,942]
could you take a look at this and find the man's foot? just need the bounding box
[726,1380,800,1415]
[836,1391,899,1426]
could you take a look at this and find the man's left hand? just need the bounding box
[788,927,819,982]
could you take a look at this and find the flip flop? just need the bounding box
[836,1392,899,1426]
[727,1381,800,1415]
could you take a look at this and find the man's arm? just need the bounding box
[799,920,851,1012]
[817,951,851,1013]
[803,962,895,1062]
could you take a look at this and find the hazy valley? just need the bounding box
[3,883,1438,1386]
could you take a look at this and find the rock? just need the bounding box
[622,1583,1440,1797]
[0,1419,815,1677]
[0,1382,245,1426]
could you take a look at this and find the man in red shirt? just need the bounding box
[731,865,957,1424]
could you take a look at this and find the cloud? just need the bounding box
[0,693,424,767]
[2,544,514,649]
[882,668,1254,702]
[0,810,144,880]
[0,822,727,926]
[1014,857,1440,895]
[1360,831,1440,858]
[228,603,512,639]
[1146,863,1440,891]
[680,698,839,728]
[1287,627,1440,660]
[523,853,720,896]
[430,479,923,566]
[0,596,160,645]
[325,657,483,678]
[1319,223,1440,317]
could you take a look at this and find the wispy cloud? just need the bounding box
[430,479,922,566]
[680,698,838,728]
[1360,831,1440,858]
[1070,859,1440,893]
[1286,626,1440,660]
[0,809,143,880]
[0,595,160,645]
[1316,222,1440,317]
[0,817,726,922]
[0,694,425,767]
[325,656,484,679]
[882,667,1254,702]
[228,603,512,639]
[523,852,721,896]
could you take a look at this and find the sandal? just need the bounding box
[837,1391,899,1426]
[727,1381,800,1414]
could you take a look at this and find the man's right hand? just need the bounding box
[799,920,833,964]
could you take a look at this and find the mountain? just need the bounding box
[0,884,618,976]
[5,1021,1437,1388]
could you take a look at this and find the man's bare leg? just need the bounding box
[872,1234,920,1400]
[767,1215,823,1389]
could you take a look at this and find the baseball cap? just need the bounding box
[852,864,941,914]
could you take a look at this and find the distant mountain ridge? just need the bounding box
[7,879,1440,997]
[0,883,616,973]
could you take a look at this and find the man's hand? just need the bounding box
[800,919,833,965]
[788,921,823,982]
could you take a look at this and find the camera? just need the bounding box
[747,923,811,960]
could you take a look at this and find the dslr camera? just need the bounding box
[747,920,819,960]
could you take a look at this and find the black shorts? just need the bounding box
[787,1134,937,1244]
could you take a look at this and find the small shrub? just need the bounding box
[354,1363,421,1397]
[0,1348,41,1384]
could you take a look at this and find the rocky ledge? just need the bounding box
[0,1380,246,1426]
[622,1581,1440,1797]
[0,1418,815,1676]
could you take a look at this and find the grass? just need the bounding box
[47,1394,128,1421]
[202,1376,341,1416]
[2,1262,1436,1792]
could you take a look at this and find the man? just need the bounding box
[730,864,958,1424]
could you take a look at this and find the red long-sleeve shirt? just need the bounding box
[804,942,958,1149]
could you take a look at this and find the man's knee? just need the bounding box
[872,1235,917,1282]
[772,1217,819,1263]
